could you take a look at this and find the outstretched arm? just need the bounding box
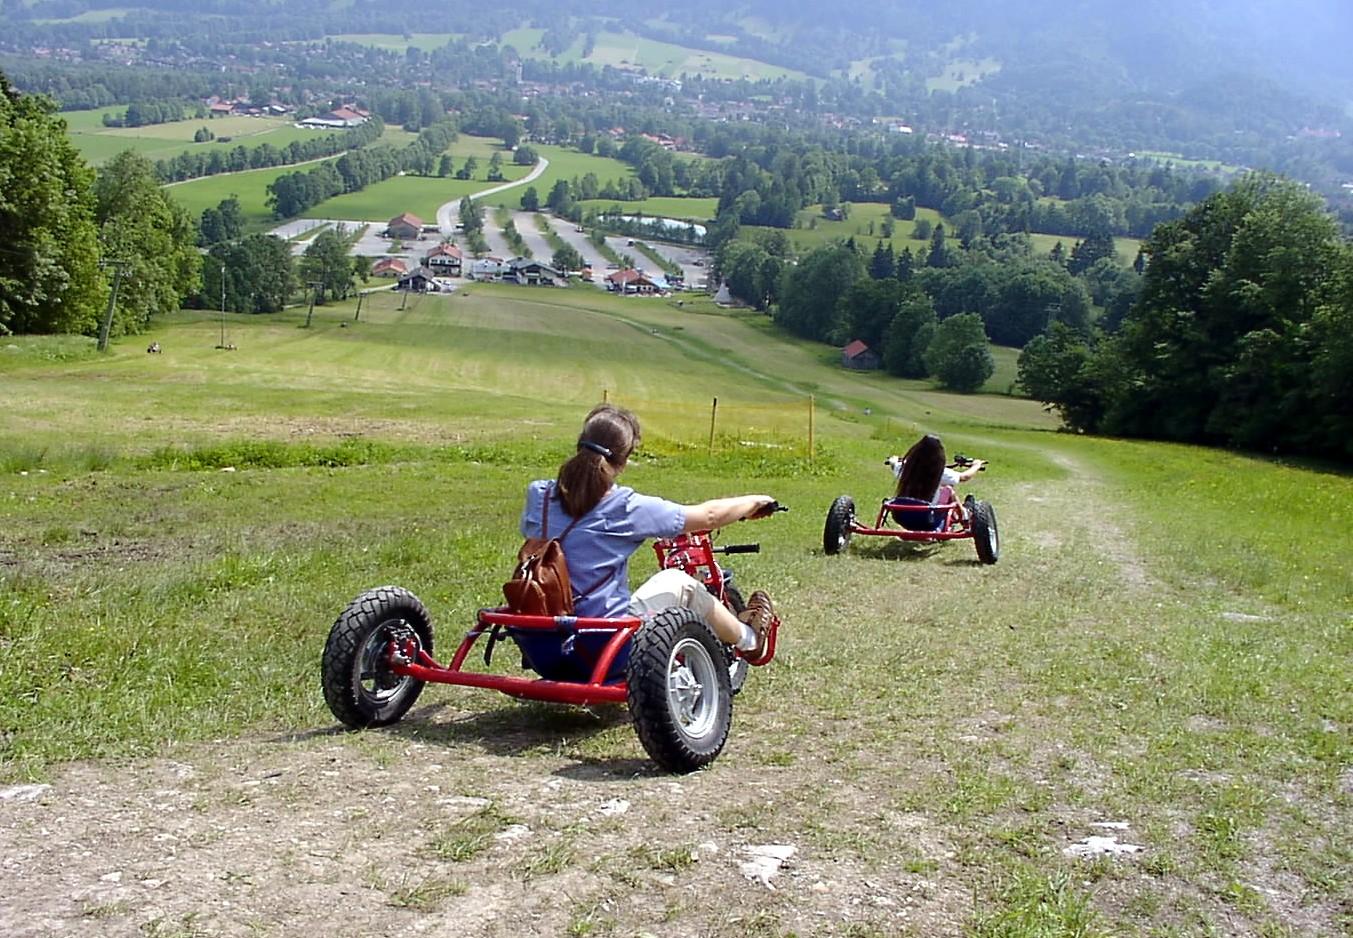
[955,459,984,483]
[682,494,776,533]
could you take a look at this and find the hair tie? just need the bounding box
[579,440,613,459]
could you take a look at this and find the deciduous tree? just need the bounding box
[0,74,106,335]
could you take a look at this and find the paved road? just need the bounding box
[478,214,515,261]
[510,211,559,263]
[436,156,550,236]
[534,216,605,288]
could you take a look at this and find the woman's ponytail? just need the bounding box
[556,404,641,517]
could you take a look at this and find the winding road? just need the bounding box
[436,157,550,236]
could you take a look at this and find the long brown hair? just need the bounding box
[556,404,641,517]
[895,434,946,500]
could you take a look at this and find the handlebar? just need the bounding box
[951,454,987,470]
[743,500,789,520]
[714,544,761,554]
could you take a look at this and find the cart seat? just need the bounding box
[885,497,943,532]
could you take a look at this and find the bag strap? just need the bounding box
[541,481,587,544]
[539,483,615,603]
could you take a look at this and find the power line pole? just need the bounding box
[96,260,130,353]
[304,280,322,328]
[354,290,364,322]
[216,261,228,349]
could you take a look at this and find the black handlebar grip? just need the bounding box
[716,544,761,554]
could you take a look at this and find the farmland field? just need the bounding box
[65,110,317,166]
[745,203,1144,266]
[0,286,1347,937]
[580,195,719,222]
[300,167,533,222]
[166,159,342,227]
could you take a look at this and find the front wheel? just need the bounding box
[971,501,1000,564]
[823,495,856,555]
[627,607,732,773]
[321,586,434,728]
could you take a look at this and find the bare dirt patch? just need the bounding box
[1,705,980,938]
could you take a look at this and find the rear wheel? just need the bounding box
[321,586,434,728]
[971,501,1000,564]
[627,607,732,773]
[823,495,855,555]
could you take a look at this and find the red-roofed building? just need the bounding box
[424,242,463,277]
[372,257,409,278]
[842,340,880,370]
[386,212,424,240]
[605,268,660,294]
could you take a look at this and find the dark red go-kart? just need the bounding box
[320,505,786,773]
[823,456,999,563]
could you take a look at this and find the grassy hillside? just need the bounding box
[0,287,1347,935]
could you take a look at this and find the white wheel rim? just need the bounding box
[667,637,720,739]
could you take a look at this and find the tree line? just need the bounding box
[1,71,199,338]
[264,119,461,219]
[1018,175,1353,462]
[153,117,383,184]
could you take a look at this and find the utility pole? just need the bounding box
[305,280,322,328]
[354,290,364,322]
[96,260,130,352]
[216,261,228,349]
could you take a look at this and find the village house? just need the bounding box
[396,266,436,292]
[505,257,560,286]
[605,268,662,295]
[300,105,369,130]
[371,257,408,279]
[423,242,463,277]
[469,256,507,280]
[842,340,881,371]
[385,212,424,241]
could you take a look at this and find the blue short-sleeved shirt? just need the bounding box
[519,480,686,618]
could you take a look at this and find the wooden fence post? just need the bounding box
[808,395,815,463]
[708,397,718,455]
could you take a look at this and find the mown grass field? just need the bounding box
[165,158,343,227]
[580,195,719,221]
[0,286,1347,936]
[328,28,808,81]
[64,108,318,166]
[747,203,1144,266]
[300,166,533,222]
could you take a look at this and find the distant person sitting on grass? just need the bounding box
[518,403,780,660]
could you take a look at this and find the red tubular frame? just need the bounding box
[387,610,640,705]
[849,498,973,542]
[382,529,777,706]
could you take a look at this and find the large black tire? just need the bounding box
[823,495,855,555]
[321,586,434,729]
[971,500,1000,564]
[723,585,749,696]
[627,607,732,773]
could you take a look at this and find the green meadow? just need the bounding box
[328,28,807,81]
[747,203,1144,266]
[65,109,317,166]
[166,158,343,227]
[1,285,1347,935]
[580,196,719,222]
[300,166,533,222]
